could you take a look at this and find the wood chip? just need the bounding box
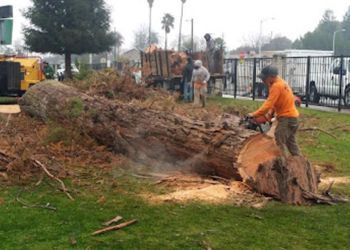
[102,216,123,226]
[0,105,21,114]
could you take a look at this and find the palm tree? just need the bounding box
[147,0,154,46]
[178,0,186,51]
[161,13,175,50]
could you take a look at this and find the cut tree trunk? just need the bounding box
[64,52,72,79]
[18,81,339,205]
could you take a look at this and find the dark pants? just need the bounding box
[275,117,301,156]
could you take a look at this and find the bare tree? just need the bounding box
[133,26,159,50]
[181,35,205,52]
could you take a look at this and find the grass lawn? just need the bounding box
[1,97,350,250]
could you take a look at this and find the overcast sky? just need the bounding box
[3,0,350,50]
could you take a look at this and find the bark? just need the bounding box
[19,81,256,179]
[237,135,318,204]
[18,81,345,205]
[64,52,72,79]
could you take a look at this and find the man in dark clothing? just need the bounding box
[43,62,55,79]
[182,57,194,102]
[204,33,215,73]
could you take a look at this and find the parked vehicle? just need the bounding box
[56,64,79,81]
[0,56,45,96]
[309,57,350,106]
[224,53,350,110]
[141,48,225,93]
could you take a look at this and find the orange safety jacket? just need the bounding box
[252,77,299,118]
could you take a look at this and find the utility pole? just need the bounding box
[190,18,194,53]
[148,0,154,46]
[178,0,186,51]
[258,17,274,57]
[333,29,346,56]
[113,27,117,68]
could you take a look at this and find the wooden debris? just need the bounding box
[209,175,231,184]
[16,191,57,211]
[323,181,335,196]
[92,219,137,236]
[299,127,336,139]
[33,160,74,201]
[102,215,123,226]
[0,104,21,114]
[155,176,221,185]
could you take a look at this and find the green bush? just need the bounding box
[44,126,69,144]
[74,63,92,80]
[66,97,84,118]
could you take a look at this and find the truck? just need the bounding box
[308,57,350,106]
[0,55,46,95]
[278,54,350,107]
[0,5,46,96]
[140,47,225,94]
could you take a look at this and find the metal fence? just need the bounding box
[224,56,350,111]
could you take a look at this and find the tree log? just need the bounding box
[19,81,331,204]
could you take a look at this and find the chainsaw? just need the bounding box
[240,113,273,133]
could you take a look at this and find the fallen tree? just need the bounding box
[18,81,347,205]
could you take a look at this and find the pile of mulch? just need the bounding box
[67,70,240,122]
[68,70,170,102]
[0,113,122,185]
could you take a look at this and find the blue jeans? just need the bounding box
[183,82,193,102]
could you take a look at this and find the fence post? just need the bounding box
[234,59,238,99]
[305,56,311,108]
[338,55,344,112]
[252,58,257,101]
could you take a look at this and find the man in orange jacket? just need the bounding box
[248,65,301,156]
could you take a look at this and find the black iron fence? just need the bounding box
[224,56,350,111]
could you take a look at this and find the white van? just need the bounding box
[309,57,350,106]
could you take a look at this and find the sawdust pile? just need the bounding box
[145,174,269,207]
[320,177,350,186]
